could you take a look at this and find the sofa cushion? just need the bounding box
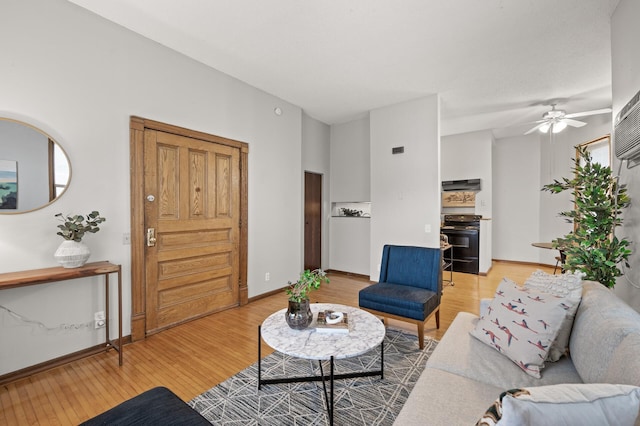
[428,312,582,390]
[476,383,640,426]
[570,281,640,386]
[470,278,572,378]
[524,270,583,361]
[393,367,503,426]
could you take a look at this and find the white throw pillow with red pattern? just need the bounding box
[470,278,572,378]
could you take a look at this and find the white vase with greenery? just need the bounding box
[53,211,106,268]
[284,269,329,329]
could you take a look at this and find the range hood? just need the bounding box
[442,178,481,192]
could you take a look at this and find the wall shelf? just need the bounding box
[331,202,371,218]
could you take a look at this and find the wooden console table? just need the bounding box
[0,261,123,383]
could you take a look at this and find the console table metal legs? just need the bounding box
[257,325,384,426]
[104,265,123,366]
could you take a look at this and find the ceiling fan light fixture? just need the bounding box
[553,121,567,133]
[523,104,612,136]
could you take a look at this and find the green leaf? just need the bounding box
[55,211,106,242]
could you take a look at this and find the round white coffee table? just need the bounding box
[258,303,386,425]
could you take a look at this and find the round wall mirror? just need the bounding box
[0,118,71,214]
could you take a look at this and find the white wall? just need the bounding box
[441,130,493,218]
[479,219,492,273]
[492,115,613,267]
[492,134,542,262]
[611,0,640,311]
[0,0,304,374]
[369,96,441,279]
[330,218,370,275]
[302,113,331,271]
[329,116,371,274]
[330,117,370,201]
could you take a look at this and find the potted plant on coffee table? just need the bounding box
[285,269,330,329]
[54,211,106,268]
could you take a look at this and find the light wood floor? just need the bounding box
[0,261,553,425]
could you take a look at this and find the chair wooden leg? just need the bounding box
[417,322,424,349]
[435,309,440,329]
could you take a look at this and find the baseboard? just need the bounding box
[0,335,132,386]
[247,270,373,304]
[325,269,372,282]
[248,287,285,303]
[492,258,555,268]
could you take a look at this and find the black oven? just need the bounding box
[440,215,481,274]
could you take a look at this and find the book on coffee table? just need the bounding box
[316,311,349,333]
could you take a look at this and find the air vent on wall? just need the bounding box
[614,88,640,167]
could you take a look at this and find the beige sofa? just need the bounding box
[394,281,640,425]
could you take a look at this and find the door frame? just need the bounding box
[304,171,323,270]
[129,116,249,341]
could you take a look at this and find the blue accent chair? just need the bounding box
[358,245,442,349]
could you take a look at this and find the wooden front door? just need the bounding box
[304,172,322,270]
[130,117,248,339]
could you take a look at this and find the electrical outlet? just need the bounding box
[265,272,270,281]
[94,311,106,329]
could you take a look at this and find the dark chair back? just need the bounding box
[360,244,443,349]
[379,245,442,294]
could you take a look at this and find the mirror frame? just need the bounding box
[0,117,72,214]
[577,134,611,167]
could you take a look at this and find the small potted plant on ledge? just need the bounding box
[54,211,106,268]
[285,269,330,329]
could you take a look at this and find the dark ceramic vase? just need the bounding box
[285,299,313,329]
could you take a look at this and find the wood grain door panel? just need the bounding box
[304,172,322,270]
[144,129,240,334]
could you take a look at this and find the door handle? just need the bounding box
[147,228,157,247]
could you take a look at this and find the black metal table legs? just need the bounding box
[257,325,384,425]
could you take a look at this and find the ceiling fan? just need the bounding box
[524,104,612,135]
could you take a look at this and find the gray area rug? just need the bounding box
[189,328,438,425]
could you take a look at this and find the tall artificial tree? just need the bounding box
[542,145,631,288]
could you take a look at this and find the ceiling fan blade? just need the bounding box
[524,122,548,135]
[563,118,587,128]
[565,108,612,119]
